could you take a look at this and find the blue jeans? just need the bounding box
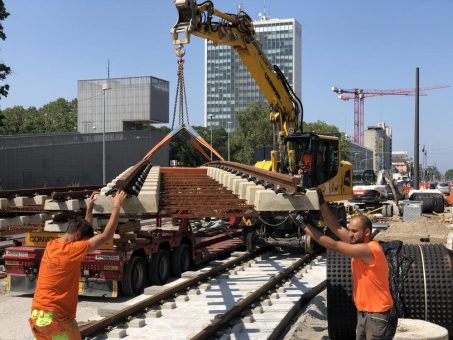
[356,308,397,340]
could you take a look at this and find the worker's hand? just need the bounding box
[289,212,305,228]
[87,191,99,210]
[111,190,127,208]
[316,188,325,205]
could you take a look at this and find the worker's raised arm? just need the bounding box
[318,189,349,243]
[303,223,373,264]
[87,191,127,253]
[85,191,99,225]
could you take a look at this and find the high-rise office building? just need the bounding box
[364,122,393,172]
[78,76,169,134]
[205,16,302,131]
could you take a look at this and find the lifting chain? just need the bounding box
[171,45,190,129]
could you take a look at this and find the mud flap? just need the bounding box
[7,274,37,294]
[79,278,118,297]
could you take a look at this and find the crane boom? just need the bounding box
[332,84,449,145]
[172,0,303,172]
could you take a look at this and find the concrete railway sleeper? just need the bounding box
[80,249,327,339]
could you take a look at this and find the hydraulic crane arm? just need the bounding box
[171,0,302,141]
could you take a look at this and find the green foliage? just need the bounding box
[0,98,77,135]
[168,126,228,166]
[228,104,346,165]
[424,166,441,182]
[303,120,349,160]
[40,98,77,133]
[230,102,273,164]
[445,169,453,181]
[0,1,11,99]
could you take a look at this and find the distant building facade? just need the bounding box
[205,16,302,131]
[78,76,169,134]
[364,122,392,172]
[392,151,411,176]
[0,131,168,189]
[350,142,373,171]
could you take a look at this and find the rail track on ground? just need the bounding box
[79,249,326,339]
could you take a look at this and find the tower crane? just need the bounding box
[331,85,449,145]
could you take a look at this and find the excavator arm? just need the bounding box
[172,0,303,172]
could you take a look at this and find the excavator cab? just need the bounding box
[283,133,338,187]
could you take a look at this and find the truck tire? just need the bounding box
[171,244,190,277]
[148,249,170,285]
[121,256,146,296]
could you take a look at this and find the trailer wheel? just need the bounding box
[171,244,191,277]
[148,249,170,285]
[121,256,146,296]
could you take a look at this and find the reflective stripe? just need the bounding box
[31,309,55,327]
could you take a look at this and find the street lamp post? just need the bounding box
[227,121,232,161]
[102,82,111,185]
[354,152,359,170]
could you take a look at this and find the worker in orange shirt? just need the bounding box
[291,190,397,339]
[29,190,127,339]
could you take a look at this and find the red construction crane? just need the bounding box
[331,85,449,145]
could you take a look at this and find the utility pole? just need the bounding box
[414,68,419,189]
[102,60,111,185]
[227,121,231,161]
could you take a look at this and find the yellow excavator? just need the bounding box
[171,0,352,250]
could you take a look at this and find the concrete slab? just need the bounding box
[32,195,49,205]
[233,179,248,195]
[13,197,34,206]
[44,220,68,232]
[94,166,160,214]
[0,198,8,209]
[44,199,85,211]
[238,182,255,200]
[245,185,265,206]
[254,188,319,212]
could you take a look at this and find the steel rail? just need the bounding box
[207,161,301,194]
[79,249,266,337]
[0,185,101,198]
[191,252,317,340]
[51,189,97,201]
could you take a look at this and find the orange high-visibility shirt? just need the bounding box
[302,153,312,169]
[351,241,394,312]
[32,239,89,318]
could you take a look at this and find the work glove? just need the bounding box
[289,212,305,227]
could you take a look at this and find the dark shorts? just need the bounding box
[356,307,397,340]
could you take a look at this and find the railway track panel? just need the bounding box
[82,250,327,339]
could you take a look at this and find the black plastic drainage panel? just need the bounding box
[326,244,453,340]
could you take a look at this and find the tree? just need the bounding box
[0,105,27,134]
[230,102,273,164]
[444,169,453,181]
[0,98,77,134]
[39,98,77,132]
[169,126,228,166]
[230,103,346,165]
[0,1,11,100]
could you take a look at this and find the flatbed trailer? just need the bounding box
[2,166,250,297]
[4,217,243,297]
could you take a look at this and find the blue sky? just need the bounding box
[1,1,452,172]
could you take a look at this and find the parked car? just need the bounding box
[436,182,451,195]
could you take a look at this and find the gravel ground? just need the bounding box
[0,211,451,339]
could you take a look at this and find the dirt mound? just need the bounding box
[374,214,451,245]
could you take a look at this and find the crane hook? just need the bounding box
[175,44,186,58]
